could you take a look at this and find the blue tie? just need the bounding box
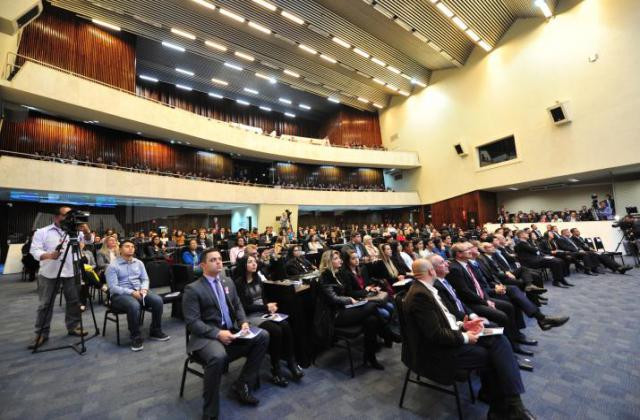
[211,278,233,328]
[441,279,464,313]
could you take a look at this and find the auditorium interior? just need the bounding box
[0,0,639,419]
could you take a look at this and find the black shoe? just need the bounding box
[538,316,569,331]
[618,265,633,274]
[230,382,259,406]
[68,327,88,337]
[560,279,574,287]
[584,270,598,276]
[537,296,548,301]
[487,400,508,420]
[131,336,144,352]
[28,335,48,350]
[149,330,171,341]
[513,346,534,357]
[517,357,534,372]
[508,400,536,420]
[270,370,289,387]
[516,336,538,346]
[382,326,402,344]
[365,354,385,370]
[525,285,547,294]
[552,281,569,288]
[287,361,304,382]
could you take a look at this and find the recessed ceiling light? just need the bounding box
[170,140,175,144]
[411,79,427,88]
[332,37,351,48]
[357,97,369,104]
[400,73,412,81]
[137,131,143,135]
[373,103,384,109]
[208,92,224,98]
[255,72,277,83]
[252,0,277,11]
[373,4,394,19]
[281,10,304,25]
[386,84,399,91]
[243,87,259,94]
[171,28,196,40]
[478,40,493,51]
[205,40,227,51]
[412,31,428,42]
[211,78,228,86]
[259,106,272,111]
[508,187,519,191]
[372,78,386,85]
[436,2,454,18]
[248,21,271,34]
[387,66,401,74]
[398,90,410,96]
[298,44,317,54]
[568,178,580,182]
[92,19,120,31]
[284,112,296,118]
[219,8,245,23]
[394,18,412,31]
[465,29,480,42]
[451,16,468,31]
[175,68,194,76]
[176,84,192,91]
[234,51,254,61]
[371,57,386,66]
[224,62,243,71]
[161,41,185,52]
[139,75,158,82]
[353,48,370,58]
[328,97,340,103]
[320,54,337,63]
[279,98,292,104]
[283,69,300,78]
[236,99,250,105]
[535,0,553,18]
[191,0,216,10]
[299,104,311,110]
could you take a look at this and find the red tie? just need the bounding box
[466,264,485,299]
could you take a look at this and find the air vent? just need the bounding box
[530,183,567,191]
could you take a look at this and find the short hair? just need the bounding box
[201,247,221,262]
[245,244,258,253]
[120,239,135,248]
[351,231,361,239]
[450,242,469,258]
[570,228,579,234]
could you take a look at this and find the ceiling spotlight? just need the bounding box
[92,19,120,31]
[139,75,158,82]
[299,104,311,110]
[208,92,224,98]
[205,40,227,51]
[175,68,194,76]
[568,178,580,182]
[284,112,296,118]
[236,99,250,105]
[508,187,519,191]
[281,10,305,25]
[176,84,193,91]
[171,28,196,40]
[332,37,351,48]
[162,41,185,52]
[259,106,272,111]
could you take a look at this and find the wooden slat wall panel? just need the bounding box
[0,114,234,178]
[318,106,383,147]
[430,190,497,227]
[137,82,321,138]
[17,5,136,91]
[275,163,383,187]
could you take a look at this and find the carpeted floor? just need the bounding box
[0,267,639,420]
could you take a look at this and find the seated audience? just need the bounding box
[307,235,324,254]
[105,240,170,351]
[96,235,119,272]
[284,245,315,276]
[341,232,370,262]
[363,235,380,261]
[196,231,212,248]
[391,241,411,275]
[182,239,202,267]
[570,228,632,274]
[145,235,166,259]
[403,258,534,419]
[229,236,247,264]
[233,256,304,386]
[415,239,432,259]
[183,248,269,420]
[372,243,406,292]
[514,231,573,288]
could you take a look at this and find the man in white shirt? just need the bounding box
[28,206,89,349]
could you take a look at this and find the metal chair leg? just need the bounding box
[102,312,108,337]
[345,340,355,378]
[179,358,189,397]
[453,382,464,420]
[467,376,475,403]
[115,315,121,346]
[399,368,411,407]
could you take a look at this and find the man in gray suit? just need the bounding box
[183,248,269,420]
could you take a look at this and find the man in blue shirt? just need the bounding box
[106,240,169,351]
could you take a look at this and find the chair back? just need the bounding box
[593,237,605,251]
[394,292,411,367]
[585,238,595,249]
[172,264,195,292]
[146,260,173,289]
[270,258,287,281]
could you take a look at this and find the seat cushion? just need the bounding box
[334,324,363,339]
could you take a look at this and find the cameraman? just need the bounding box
[28,206,89,349]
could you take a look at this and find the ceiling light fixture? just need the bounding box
[535,0,553,18]
[205,40,227,51]
[371,57,386,66]
[372,78,386,85]
[373,103,384,109]
[259,106,272,111]
[175,68,194,76]
[252,0,277,12]
[320,54,337,63]
[161,41,185,52]
[191,0,216,10]
[298,44,317,54]
[171,28,196,40]
[208,92,224,98]
[451,16,467,31]
[224,62,243,71]
[299,104,311,110]
[234,51,255,61]
[357,97,369,104]
[279,98,292,104]
[568,178,580,182]
[255,72,277,83]
[176,84,193,91]
[411,79,427,88]
[386,84,399,91]
[332,37,351,48]
[465,29,480,42]
[353,48,370,58]
[92,19,120,31]
[400,74,412,81]
[283,69,300,78]
[139,75,158,82]
[248,21,271,34]
[219,8,245,23]
[387,66,401,74]
[508,187,519,191]
[436,2,454,18]
[236,99,250,105]
[412,31,428,42]
[328,97,340,103]
[398,90,410,96]
[281,11,305,25]
[211,78,229,85]
[284,112,296,118]
[243,87,259,94]
[478,40,493,51]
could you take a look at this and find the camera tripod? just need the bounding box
[614,233,640,267]
[32,232,100,355]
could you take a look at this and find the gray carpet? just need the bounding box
[0,267,639,420]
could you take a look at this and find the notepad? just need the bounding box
[479,327,504,337]
[392,278,413,287]
[164,291,181,298]
[261,313,289,322]
[233,327,261,339]
[345,300,368,309]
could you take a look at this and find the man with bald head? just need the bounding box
[402,259,533,419]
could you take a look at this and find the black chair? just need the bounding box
[593,237,625,264]
[145,260,183,318]
[102,290,143,346]
[171,264,196,319]
[395,292,475,420]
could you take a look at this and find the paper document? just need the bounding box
[392,278,413,287]
[345,300,368,309]
[165,291,181,298]
[261,313,289,322]
[233,327,261,339]
[479,327,504,337]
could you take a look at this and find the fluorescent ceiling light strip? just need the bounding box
[161,41,185,52]
[386,84,399,91]
[299,104,311,110]
[248,21,271,34]
[211,78,228,85]
[284,112,296,118]
[243,87,259,94]
[398,90,410,96]
[400,74,412,81]
[320,54,336,63]
[176,84,192,91]
[332,37,351,48]
[353,48,370,58]
[328,97,340,103]
[171,28,196,40]
[175,68,194,76]
[413,31,428,42]
[451,16,467,31]
[387,66,401,74]
[224,62,243,71]
[191,0,216,10]
[259,106,272,111]
[357,97,369,104]
[252,0,276,12]
[372,78,385,85]
[298,44,317,54]
[236,99,250,105]
[219,8,245,23]
[255,72,276,83]
[234,51,254,61]
[208,92,223,98]
[139,75,158,82]
[279,98,292,104]
[478,40,492,51]
[411,79,427,88]
[465,29,480,42]
[535,0,553,17]
[205,40,227,51]
[371,57,386,66]
[373,103,383,109]
[92,19,120,31]
[436,2,454,18]
[283,69,300,78]
[281,11,304,25]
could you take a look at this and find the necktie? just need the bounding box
[441,279,464,313]
[466,264,485,299]
[212,278,233,328]
[496,251,510,270]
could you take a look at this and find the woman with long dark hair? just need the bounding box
[234,256,304,386]
[284,245,315,276]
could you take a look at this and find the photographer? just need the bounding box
[28,206,88,349]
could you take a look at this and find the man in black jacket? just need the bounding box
[555,229,600,275]
[341,232,370,262]
[514,231,573,287]
[403,258,534,420]
[570,228,633,274]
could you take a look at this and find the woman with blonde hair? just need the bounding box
[362,235,380,262]
[371,243,406,293]
[96,235,119,272]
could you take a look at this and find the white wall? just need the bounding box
[614,180,640,214]
[379,0,640,203]
[497,184,612,214]
[231,206,258,232]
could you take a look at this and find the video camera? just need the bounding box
[59,209,90,235]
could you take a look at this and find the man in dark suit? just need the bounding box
[514,231,573,287]
[570,228,632,274]
[183,248,269,420]
[555,229,600,275]
[488,235,545,291]
[341,232,370,262]
[403,258,534,419]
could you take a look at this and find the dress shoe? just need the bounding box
[68,327,88,337]
[364,353,385,370]
[382,326,402,344]
[487,401,508,420]
[560,279,574,287]
[230,382,259,406]
[524,285,547,294]
[513,346,534,357]
[287,361,304,382]
[508,399,536,420]
[517,357,534,372]
[584,270,598,276]
[270,369,289,387]
[552,281,569,288]
[516,336,538,346]
[27,335,48,350]
[538,316,570,331]
[618,265,633,274]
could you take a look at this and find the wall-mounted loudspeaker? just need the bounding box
[0,0,43,35]
[547,101,571,125]
[453,142,468,157]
